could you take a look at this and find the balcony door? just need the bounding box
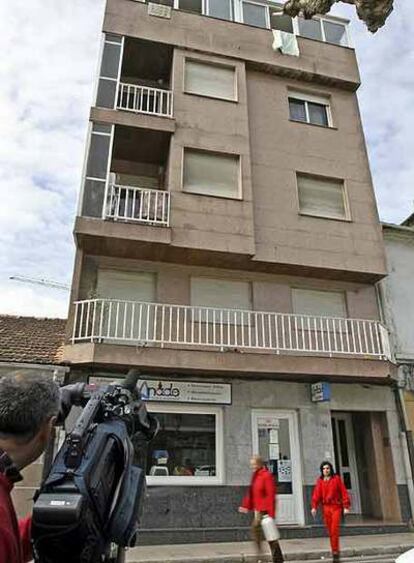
[252,410,304,525]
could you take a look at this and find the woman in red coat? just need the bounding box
[239,455,284,563]
[311,461,350,563]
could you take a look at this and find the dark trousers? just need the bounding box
[251,512,284,563]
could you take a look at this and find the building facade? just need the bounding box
[381,219,414,519]
[64,0,410,542]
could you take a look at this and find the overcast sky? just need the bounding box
[0,1,412,319]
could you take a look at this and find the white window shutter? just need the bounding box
[297,175,346,219]
[97,270,155,302]
[293,289,347,318]
[183,150,239,198]
[185,60,236,100]
[191,278,251,311]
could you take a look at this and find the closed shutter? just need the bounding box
[183,150,240,198]
[115,173,159,190]
[185,60,236,100]
[191,277,251,324]
[97,270,155,302]
[297,174,347,219]
[292,289,347,318]
[96,270,156,341]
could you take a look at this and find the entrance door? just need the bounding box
[331,413,361,514]
[252,410,304,525]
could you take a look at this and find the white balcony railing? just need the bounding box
[117,82,173,118]
[104,184,170,227]
[72,299,391,360]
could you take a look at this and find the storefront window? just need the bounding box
[146,406,222,482]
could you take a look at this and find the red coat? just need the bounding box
[0,473,32,563]
[241,467,276,518]
[311,474,351,510]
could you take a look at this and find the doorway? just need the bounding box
[331,412,362,514]
[252,410,304,525]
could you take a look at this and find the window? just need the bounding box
[297,17,322,41]
[96,33,123,110]
[191,277,251,322]
[184,60,236,101]
[183,149,240,198]
[292,288,347,318]
[288,93,331,127]
[178,0,202,13]
[242,1,268,28]
[146,404,223,484]
[298,16,348,46]
[296,174,349,220]
[82,122,113,218]
[322,19,347,46]
[207,0,233,21]
[269,7,294,33]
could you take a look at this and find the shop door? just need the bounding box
[331,413,361,514]
[252,410,304,525]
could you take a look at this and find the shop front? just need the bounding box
[88,373,409,543]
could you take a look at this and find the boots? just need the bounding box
[332,553,340,563]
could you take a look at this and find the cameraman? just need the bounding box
[0,372,60,563]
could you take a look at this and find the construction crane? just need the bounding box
[9,275,70,291]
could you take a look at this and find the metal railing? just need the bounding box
[104,184,170,226]
[72,299,391,360]
[117,82,173,118]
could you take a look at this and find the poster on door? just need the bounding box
[277,460,292,483]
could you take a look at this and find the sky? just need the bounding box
[0,0,412,319]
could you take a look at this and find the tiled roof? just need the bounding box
[0,315,67,365]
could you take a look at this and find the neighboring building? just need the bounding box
[63,0,409,542]
[0,315,68,516]
[381,219,414,512]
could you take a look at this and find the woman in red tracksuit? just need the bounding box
[311,461,350,563]
[239,455,284,563]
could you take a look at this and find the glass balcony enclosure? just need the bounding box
[145,0,350,47]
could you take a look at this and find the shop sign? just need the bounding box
[310,382,331,402]
[89,376,231,405]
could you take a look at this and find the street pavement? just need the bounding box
[126,532,414,562]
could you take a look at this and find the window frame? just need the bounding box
[183,57,238,102]
[170,0,351,47]
[182,147,242,200]
[295,172,351,222]
[146,403,224,486]
[292,288,348,319]
[288,91,333,128]
[240,0,270,28]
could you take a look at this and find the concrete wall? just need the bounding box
[247,70,385,276]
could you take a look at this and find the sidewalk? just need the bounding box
[126,532,414,562]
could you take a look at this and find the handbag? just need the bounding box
[261,514,280,542]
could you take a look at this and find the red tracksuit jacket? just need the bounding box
[311,474,351,510]
[0,473,32,563]
[241,467,276,518]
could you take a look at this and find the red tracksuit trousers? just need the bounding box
[323,505,342,554]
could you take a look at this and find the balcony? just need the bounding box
[71,299,391,361]
[117,82,173,118]
[104,182,170,226]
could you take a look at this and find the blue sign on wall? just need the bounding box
[310,382,331,402]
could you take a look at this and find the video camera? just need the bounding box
[32,369,158,563]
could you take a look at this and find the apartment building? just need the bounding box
[63,0,410,542]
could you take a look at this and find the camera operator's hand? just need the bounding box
[56,383,87,424]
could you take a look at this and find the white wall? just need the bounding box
[382,229,414,360]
